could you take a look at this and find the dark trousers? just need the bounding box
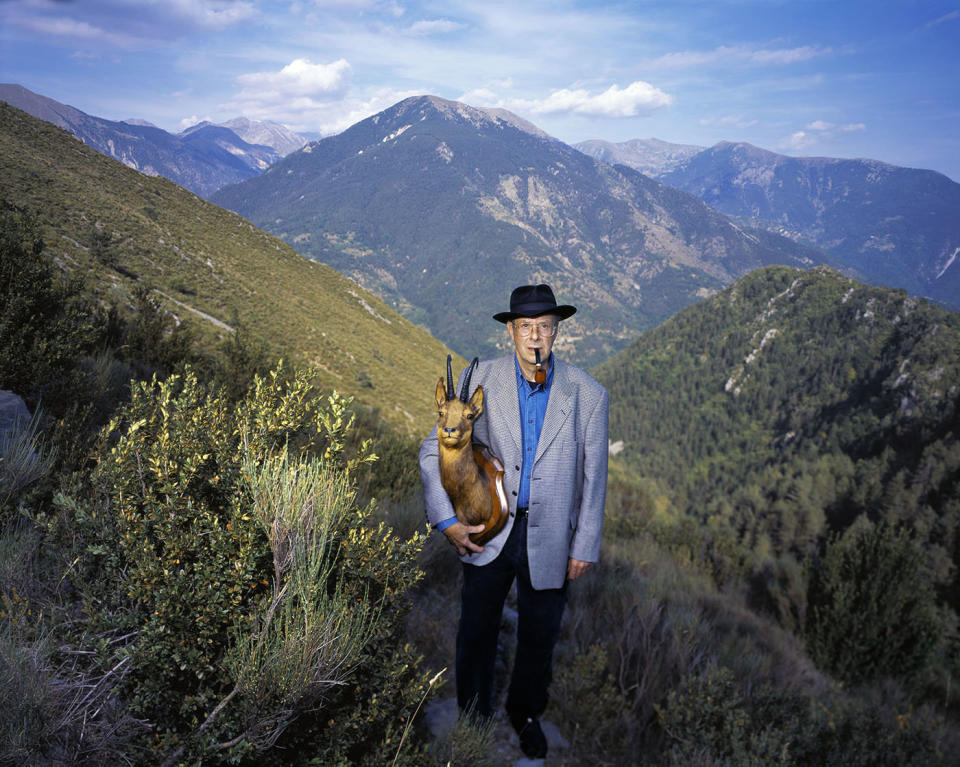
[456,513,568,719]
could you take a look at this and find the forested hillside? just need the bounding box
[595,265,960,684]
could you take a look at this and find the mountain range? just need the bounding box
[212,95,825,367]
[6,82,957,354]
[574,137,705,177]
[0,84,306,198]
[580,136,960,308]
[0,100,452,434]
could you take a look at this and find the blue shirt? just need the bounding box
[515,354,554,509]
[434,354,554,531]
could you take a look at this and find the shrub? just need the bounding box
[71,364,430,763]
[0,199,98,412]
[805,518,942,685]
[658,665,946,766]
[120,285,198,376]
[427,707,497,767]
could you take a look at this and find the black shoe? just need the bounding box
[509,713,548,759]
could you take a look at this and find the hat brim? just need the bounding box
[493,305,577,323]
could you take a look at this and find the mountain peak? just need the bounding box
[712,141,782,163]
[575,136,705,177]
[383,94,555,141]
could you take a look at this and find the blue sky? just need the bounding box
[2,0,959,180]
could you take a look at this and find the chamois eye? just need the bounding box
[466,414,474,420]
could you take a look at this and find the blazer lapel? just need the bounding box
[487,357,521,454]
[536,360,572,462]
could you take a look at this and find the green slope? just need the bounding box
[0,102,457,435]
[595,265,960,613]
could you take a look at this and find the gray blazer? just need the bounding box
[419,355,609,590]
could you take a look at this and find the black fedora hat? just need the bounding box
[493,284,577,323]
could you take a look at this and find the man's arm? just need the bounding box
[418,426,485,554]
[568,387,609,565]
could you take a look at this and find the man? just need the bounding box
[419,283,609,759]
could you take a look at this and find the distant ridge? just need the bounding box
[575,137,704,177]
[0,83,278,197]
[210,116,308,157]
[658,141,960,307]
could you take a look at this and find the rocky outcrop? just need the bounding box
[0,390,30,442]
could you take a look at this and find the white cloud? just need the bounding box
[12,14,141,48]
[488,81,672,118]
[699,114,759,129]
[583,82,673,116]
[779,120,866,153]
[164,0,257,29]
[222,58,363,133]
[179,114,214,129]
[750,46,827,65]
[648,44,831,69]
[459,87,500,105]
[781,130,813,151]
[806,120,866,133]
[926,10,960,28]
[308,0,404,14]
[221,78,422,136]
[236,58,352,98]
[4,0,256,50]
[405,18,466,36]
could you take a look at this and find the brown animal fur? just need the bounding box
[435,361,508,545]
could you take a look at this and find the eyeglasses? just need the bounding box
[512,320,558,337]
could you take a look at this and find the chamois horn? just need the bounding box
[459,357,479,402]
[446,354,455,399]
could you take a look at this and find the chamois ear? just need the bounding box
[435,378,447,410]
[469,383,484,414]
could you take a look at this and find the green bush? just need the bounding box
[805,518,942,685]
[658,665,946,766]
[0,199,98,412]
[70,364,430,763]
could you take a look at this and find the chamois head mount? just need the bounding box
[435,355,483,449]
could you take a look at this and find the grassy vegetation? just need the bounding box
[0,101,458,436]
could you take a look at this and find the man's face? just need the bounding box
[507,314,560,370]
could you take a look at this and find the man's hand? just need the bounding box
[442,521,486,556]
[567,558,592,581]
